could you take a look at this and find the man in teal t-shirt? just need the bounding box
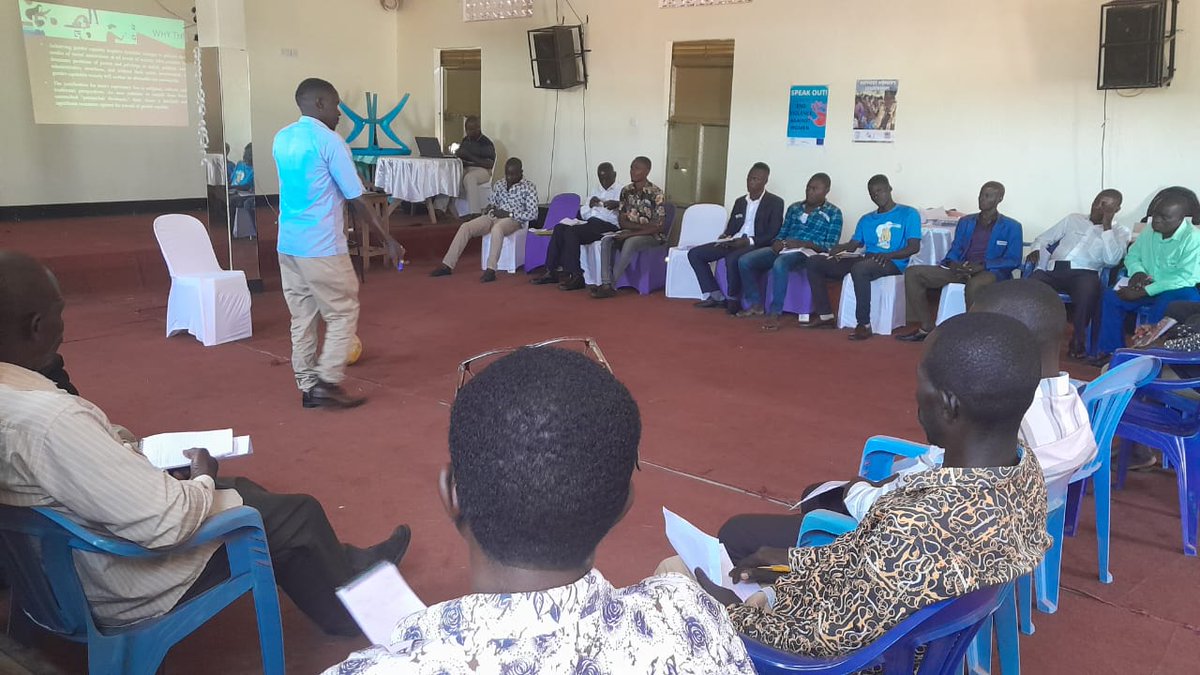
[803,175,922,340]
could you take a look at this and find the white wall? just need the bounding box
[393,0,1200,238]
[0,0,400,206]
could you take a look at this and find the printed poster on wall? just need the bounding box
[786,85,829,146]
[852,79,898,143]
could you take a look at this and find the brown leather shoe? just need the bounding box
[303,381,366,409]
[735,305,764,318]
[590,284,617,299]
[848,325,873,341]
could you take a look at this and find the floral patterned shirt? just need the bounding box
[324,569,755,675]
[727,450,1051,657]
[619,181,668,240]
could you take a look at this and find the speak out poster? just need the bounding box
[852,79,898,143]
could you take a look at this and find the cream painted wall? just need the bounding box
[393,0,1200,239]
[0,0,400,206]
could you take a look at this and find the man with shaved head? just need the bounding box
[897,181,1023,341]
[0,252,411,636]
[1026,189,1129,359]
[273,77,382,409]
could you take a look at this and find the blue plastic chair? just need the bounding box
[795,436,1023,675]
[0,505,285,675]
[1108,348,1200,556]
[1035,354,1163,615]
[742,582,1013,674]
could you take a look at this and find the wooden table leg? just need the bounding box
[424,198,438,225]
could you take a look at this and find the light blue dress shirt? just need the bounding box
[272,116,364,258]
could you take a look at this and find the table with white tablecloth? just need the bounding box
[911,225,955,266]
[374,157,464,224]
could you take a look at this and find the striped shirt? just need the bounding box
[0,363,242,627]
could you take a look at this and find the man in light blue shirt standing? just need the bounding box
[273,78,381,409]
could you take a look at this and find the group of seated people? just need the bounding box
[484,153,1200,358]
[3,243,1113,672]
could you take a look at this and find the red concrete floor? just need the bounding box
[4,219,1200,673]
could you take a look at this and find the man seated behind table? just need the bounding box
[797,174,921,339]
[531,161,622,290]
[432,157,539,283]
[1094,186,1200,364]
[688,162,785,308]
[0,251,411,637]
[1026,189,1129,360]
[590,156,667,299]
[326,347,755,674]
[735,173,843,318]
[716,280,1092,565]
[896,181,1023,342]
[692,312,1051,657]
[455,116,497,218]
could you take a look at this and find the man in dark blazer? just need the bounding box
[688,163,786,309]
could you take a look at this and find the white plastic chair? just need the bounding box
[665,204,728,299]
[935,283,967,325]
[837,274,907,334]
[480,226,529,273]
[153,214,252,347]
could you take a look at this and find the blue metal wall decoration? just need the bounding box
[339,92,412,159]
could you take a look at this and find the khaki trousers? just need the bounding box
[903,264,997,331]
[461,166,492,215]
[442,213,523,270]
[279,253,360,391]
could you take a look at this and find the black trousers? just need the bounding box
[1029,268,1103,350]
[1166,301,1200,323]
[687,242,758,296]
[806,256,901,326]
[718,482,852,564]
[545,218,618,275]
[178,477,360,636]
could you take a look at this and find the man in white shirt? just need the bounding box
[688,163,785,308]
[1026,189,1128,359]
[0,252,411,636]
[716,280,1095,562]
[532,162,622,290]
[325,347,754,675]
[273,78,383,409]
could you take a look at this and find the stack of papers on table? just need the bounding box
[140,428,253,470]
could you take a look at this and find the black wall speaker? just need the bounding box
[528,26,585,90]
[1098,0,1177,89]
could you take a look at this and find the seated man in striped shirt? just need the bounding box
[0,251,411,636]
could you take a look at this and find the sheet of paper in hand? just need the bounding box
[337,561,428,650]
[140,429,252,470]
[663,507,761,601]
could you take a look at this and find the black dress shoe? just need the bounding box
[303,381,366,409]
[894,329,930,343]
[531,273,559,285]
[591,284,617,299]
[346,525,412,574]
[430,264,452,277]
[725,299,741,315]
[559,274,586,291]
[694,298,722,308]
[481,269,497,283]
